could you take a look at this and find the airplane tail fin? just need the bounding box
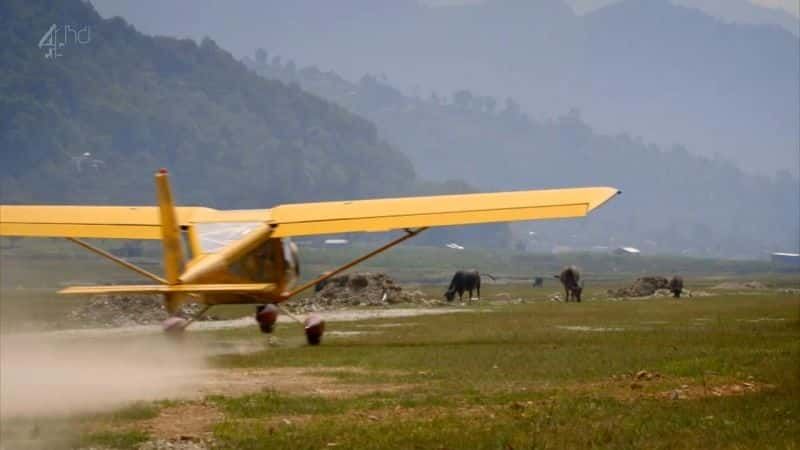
[155,169,186,312]
[155,169,184,282]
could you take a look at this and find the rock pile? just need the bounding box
[607,276,670,298]
[68,294,215,328]
[67,273,440,325]
[711,281,768,290]
[288,272,437,313]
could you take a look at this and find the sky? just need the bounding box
[751,0,799,16]
[424,0,800,17]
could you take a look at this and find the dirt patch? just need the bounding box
[739,317,787,323]
[287,308,475,324]
[711,281,769,290]
[138,439,210,450]
[355,322,417,329]
[652,381,771,401]
[289,272,442,312]
[94,366,411,445]
[140,402,222,441]
[556,326,625,332]
[565,370,772,402]
[181,367,412,400]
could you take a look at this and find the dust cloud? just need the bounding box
[0,332,209,419]
[0,308,475,419]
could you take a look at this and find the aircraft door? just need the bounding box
[281,238,299,290]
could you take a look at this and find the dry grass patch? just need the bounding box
[181,366,413,399]
[140,402,222,440]
[559,370,775,403]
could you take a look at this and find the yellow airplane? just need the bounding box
[0,169,619,344]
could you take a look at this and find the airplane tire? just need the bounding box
[304,314,325,346]
[162,316,188,335]
[256,304,279,334]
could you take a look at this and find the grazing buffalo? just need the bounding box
[444,270,493,302]
[669,275,684,298]
[554,266,583,302]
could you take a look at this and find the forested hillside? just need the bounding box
[0,0,511,247]
[246,55,799,258]
[0,0,419,208]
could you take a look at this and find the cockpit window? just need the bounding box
[282,238,296,268]
[195,222,263,253]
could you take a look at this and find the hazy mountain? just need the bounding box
[577,0,799,178]
[566,0,799,35]
[246,56,799,258]
[91,0,799,177]
[672,0,798,35]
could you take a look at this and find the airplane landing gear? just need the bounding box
[162,316,188,335]
[256,304,279,333]
[256,304,325,345]
[304,314,325,346]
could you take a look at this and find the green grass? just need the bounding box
[78,430,150,449]
[104,401,163,422]
[210,389,798,450]
[1,250,798,449]
[191,292,800,449]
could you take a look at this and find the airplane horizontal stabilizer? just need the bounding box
[58,283,276,295]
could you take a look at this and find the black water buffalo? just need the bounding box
[554,266,583,302]
[444,270,492,302]
[669,275,684,298]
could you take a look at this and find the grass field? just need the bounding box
[1,278,798,449]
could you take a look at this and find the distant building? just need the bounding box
[324,239,349,245]
[614,246,641,255]
[71,152,105,172]
[771,252,800,267]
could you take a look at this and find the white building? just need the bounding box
[771,252,800,267]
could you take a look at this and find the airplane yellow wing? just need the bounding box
[0,187,619,239]
[266,187,619,237]
[0,206,171,239]
[0,206,266,239]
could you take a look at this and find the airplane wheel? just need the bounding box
[256,304,279,334]
[304,314,325,346]
[162,316,188,335]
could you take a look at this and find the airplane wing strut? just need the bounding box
[283,227,427,299]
